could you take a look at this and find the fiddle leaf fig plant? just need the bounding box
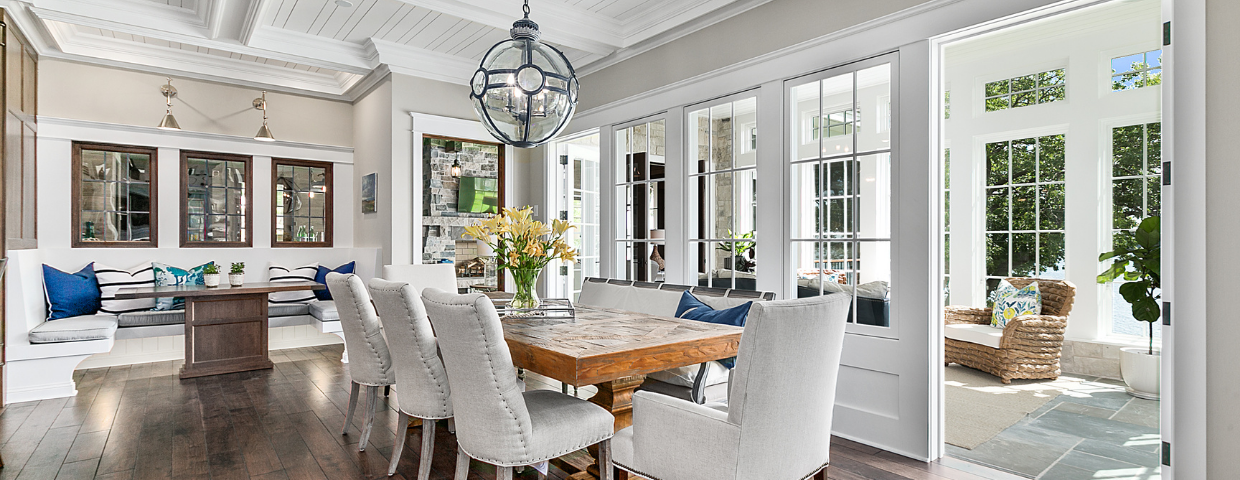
[1097,216,1161,354]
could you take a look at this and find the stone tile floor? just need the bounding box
[948,376,1161,479]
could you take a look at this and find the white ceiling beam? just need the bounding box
[29,1,372,74]
[41,21,359,98]
[393,0,623,56]
[206,0,228,40]
[238,0,271,45]
[367,38,477,84]
[621,0,770,45]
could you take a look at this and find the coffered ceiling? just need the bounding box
[9,0,770,100]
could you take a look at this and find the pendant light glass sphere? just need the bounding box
[470,1,578,148]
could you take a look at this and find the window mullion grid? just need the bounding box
[1007,141,1014,279]
[1142,124,1149,219]
[1035,137,1043,276]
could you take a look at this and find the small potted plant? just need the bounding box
[203,262,221,288]
[1097,216,1160,399]
[229,262,245,287]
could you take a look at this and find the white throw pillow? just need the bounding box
[95,263,156,314]
[268,263,319,304]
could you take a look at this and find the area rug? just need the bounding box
[946,365,1088,449]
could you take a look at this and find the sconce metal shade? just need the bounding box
[253,91,275,142]
[158,113,181,131]
[254,124,275,142]
[470,1,578,148]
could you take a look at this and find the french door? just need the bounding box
[785,52,934,459]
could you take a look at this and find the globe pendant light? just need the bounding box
[470,0,579,148]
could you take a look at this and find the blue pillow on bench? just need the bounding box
[314,262,355,301]
[43,263,102,320]
[674,291,751,368]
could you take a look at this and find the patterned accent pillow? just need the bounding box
[991,280,1042,328]
[152,262,213,311]
[268,263,319,304]
[96,263,156,314]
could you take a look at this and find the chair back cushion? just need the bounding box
[325,273,393,386]
[383,264,457,294]
[368,278,452,419]
[727,293,851,479]
[420,288,533,461]
[1006,277,1077,317]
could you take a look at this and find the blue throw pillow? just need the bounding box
[314,262,355,301]
[43,263,102,320]
[674,291,752,368]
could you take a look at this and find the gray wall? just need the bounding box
[351,78,394,262]
[40,59,354,147]
[1206,0,1240,474]
[577,0,931,110]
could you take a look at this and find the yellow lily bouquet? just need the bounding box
[464,206,577,309]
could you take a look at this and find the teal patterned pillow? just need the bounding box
[152,262,213,311]
[991,280,1042,328]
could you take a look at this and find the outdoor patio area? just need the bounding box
[946,365,1160,479]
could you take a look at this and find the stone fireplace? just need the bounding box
[422,136,502,291]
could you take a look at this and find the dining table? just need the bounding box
[499,300,743,479]
[115,281,324,379]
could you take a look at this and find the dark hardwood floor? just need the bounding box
[0,345,1010,480]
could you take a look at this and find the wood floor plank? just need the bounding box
[51,459,98,480]
[62,431,109,464]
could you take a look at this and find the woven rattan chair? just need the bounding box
[944,278,1076,384]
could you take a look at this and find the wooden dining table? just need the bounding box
[501,303,743,479]
[116,281,324,379]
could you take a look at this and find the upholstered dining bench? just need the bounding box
[576,277,776,404]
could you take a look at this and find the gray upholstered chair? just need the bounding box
[612,293,852,480]
[326,272,396,452]
[368,279,453,478]
[420,288,616,480]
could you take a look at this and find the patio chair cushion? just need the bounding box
[309,301,338,321]
[118,310,185,327]
[944,323,1004,349]
[42,263,102,320]
[268,263,319,304]
[991,280,1041,327]
[95,262,156,314]
[29,315,118,343]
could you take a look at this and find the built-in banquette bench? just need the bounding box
[576,277,776,404]
[4,247,381,404]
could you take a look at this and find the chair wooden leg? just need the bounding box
[454,447,470,480]
[342,381,360,435]
[417,418,436,480]
[496,466,513,480]
[814,466,828,480]
[384,385,391,397]
[597,439,613,480]
[447,417,455,434]
[358,385,379,451]
[388,411,410,476]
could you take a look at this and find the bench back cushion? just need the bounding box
[577,278,776,318]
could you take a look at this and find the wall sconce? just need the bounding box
[450,159,462,177]
[157,78,181,131]
[253,91,275,142]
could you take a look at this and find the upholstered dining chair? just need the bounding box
[325,272,396,452]
[368,278,453,478]
[611,293,852,480]
[420,288,616,480]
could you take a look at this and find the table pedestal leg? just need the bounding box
[585,376,644,479]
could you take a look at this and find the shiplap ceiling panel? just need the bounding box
[28,0,767,97]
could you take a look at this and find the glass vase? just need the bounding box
[509,267,542,310]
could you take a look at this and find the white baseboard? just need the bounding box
[76,325,344,370]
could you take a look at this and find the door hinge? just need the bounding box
[1163,162,1171,186]
[1163,301,1171,326]
[559,210,568,221]
[559,155,569,165]
[559,266,568,276]
[1162,441,1171,466]
[1164,21,1171,46]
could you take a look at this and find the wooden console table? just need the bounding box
[115,282,324,379]
[502,304,742,478]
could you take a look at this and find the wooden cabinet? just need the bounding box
[0,8,38,406]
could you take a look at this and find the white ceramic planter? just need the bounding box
[229,273,245,286]
[1120,347,1161,400]
[204,273,221,288]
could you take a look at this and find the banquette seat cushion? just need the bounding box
[29,315,119,344]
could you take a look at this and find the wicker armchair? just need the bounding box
[944,278,1076,384]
